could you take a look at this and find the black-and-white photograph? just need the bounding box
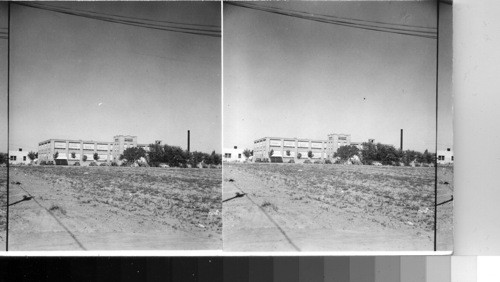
[7,1,221,251]
[0,2,7,251]
[223,1,452,252]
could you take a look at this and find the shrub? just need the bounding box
[335,145,359,161]
[73,162,80,166]
[40,161,47,165]
[122,147,147,163]
[28,151,37,161]
[303,160,312,164]
[313,160,321,164]
[270,156,283,163]
[308,151,314,159]
[120,162,129,167]
[46,161,54,165]
[99,163,108,166]
[82,155,87,162]
[324,159,332,164]
[288,159,295,163]
[89,162,97,166]
[297,153,302,159]
[110,161,118,167]
[268,149,274,159]
[243,149,252,159]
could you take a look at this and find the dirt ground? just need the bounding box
[437,165,454,251]
[0,167,6,250]
[8,166,221,251]
[223,163,453,252]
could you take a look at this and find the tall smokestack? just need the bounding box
[187,130,190,152]
[400,129,403,151]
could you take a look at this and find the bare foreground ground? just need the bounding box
[223,163,453,252]
[0,167,6,249]
[8,166,221,251]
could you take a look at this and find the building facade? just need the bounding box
[437,148,454,165]
[9,148,30,165]
[223,146,246,162]
[38,135,150,164]
[253,133,353,162]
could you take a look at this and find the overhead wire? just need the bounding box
[226,2,437,39]
[14,2,220,38]
[23,1,221,29]
[243,2,436,31]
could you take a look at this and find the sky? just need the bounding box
[224,1,453,153]
[9,2,221,153]
[0,2,7,153]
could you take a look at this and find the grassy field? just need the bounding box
[13,166,222,235]
[0,167,5,246]
[223,162,453,251]
[231,163,435,231]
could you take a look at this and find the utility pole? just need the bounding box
[400,129,403,151]
[187,130,190,152]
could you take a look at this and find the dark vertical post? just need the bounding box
[400,129,403,151]
[187,130,190,152]
[434,0,441,252]
[6,1,10,252]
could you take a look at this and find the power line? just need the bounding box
[14,2,220,38]
[226,2,437,39]
[26,1,221,29]
[235,2,436,32]
[16,2,220,37]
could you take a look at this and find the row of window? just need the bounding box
[224,153,242,159]
[438,155,454,161]
[10,156,27,161]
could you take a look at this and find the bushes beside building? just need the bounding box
[147,144,221,168]
[356,142,434,166]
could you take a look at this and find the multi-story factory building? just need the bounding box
[38,135,150,164]
[253,133,355,162]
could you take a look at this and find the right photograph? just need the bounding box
[222,1,453,252]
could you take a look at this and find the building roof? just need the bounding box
[254,137,328,143]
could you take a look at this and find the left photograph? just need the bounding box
[0,2,7,251]
[7,2,221,251]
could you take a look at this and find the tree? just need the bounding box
[307,150,314,159]
[243,149,252,159]
[297,152,302,159]
[122,147,146,164]
[376,144,399,165]
[71,152,76,159]
[93,153,99,161]
[422,149,434,164]
[28,151,37,161]
[189,151,207,167]
[360,142,377,163]
[53,151,59,160]
[206,150,221,166]
[286,150,291,156]
[335,145,359,161]
[0,153,7,165]
[82,155,88,162]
